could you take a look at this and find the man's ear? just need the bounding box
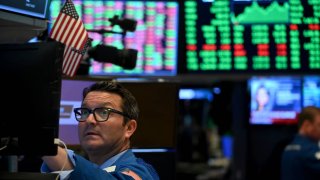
[302,120,313,133]
[125,120,137,138]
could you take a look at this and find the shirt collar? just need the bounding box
[99,150,128,169]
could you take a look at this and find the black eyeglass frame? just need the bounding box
[73,107,131,122]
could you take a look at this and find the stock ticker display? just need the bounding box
[50,0,179,76]
[181,0,320,75]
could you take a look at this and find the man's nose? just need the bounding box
[86,113,97,124]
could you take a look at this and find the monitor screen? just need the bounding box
[0,41,63,156]
[49,0,179,77]
[0,0,50,19]
[249,76,302,125]
[179,88,214,101]
[303,76,320,108]
[179,0,320,75]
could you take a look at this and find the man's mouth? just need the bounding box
[86,132,99,136]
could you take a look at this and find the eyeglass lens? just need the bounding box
[75,108,110,121]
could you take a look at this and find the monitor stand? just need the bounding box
[7,155,18,172]
[0,156,58,180]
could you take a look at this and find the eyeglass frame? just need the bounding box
[73,107,131,122]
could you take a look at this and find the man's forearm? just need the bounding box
[42,146,74,171]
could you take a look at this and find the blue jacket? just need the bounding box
[281,134,320,180]
[70,149,159,180]
[42,149,159,180]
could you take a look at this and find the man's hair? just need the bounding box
[298,106,320,129]
[82,81,139,123]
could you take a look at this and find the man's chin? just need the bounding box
[81,139,103,149]
[82,142,103,151]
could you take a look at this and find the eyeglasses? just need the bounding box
[73,107,130,122]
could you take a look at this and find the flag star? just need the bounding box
[62,1,79,19]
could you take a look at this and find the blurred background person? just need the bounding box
[281,106,320,180]
[255,85,272,111]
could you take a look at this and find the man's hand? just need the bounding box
[121,169,142,180]
[42,146,74,171]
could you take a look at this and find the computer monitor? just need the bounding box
[303,76,320,108]
[179,88,214,101]
[0,41,64,156]
[0,0,50,44]
[0,0,50,19]
[249,76,302,125]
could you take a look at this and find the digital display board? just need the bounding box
[180,0,320,75]
[50,0,179,76]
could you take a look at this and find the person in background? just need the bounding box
[42,81,159,180]
[281,106,320,180]
[255,85,271,111]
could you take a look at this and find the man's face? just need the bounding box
[78,91,129,154]
[309,114,320,141]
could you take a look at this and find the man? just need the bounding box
[42,81,159,180]
[281,106,320,180]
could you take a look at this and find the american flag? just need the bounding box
[49,0,89,77]
[63,38,91,77]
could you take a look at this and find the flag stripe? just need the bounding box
[62,47,72,71]
[67,53,81,76]
[64,20,80,47]
[76,31,88,50]
[59,16,75,43]
[69,21,84,49]
[54,14,70,42]
[64,47,77,75]
[71,23,88,50]
[64,49,75,74]
[70,55,82,76]
[50,13,64,39]
[65,50,81,77]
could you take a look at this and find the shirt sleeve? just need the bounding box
[40,149,76,180]
[69,154,135,180]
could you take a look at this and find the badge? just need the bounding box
[104,165,116,172]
